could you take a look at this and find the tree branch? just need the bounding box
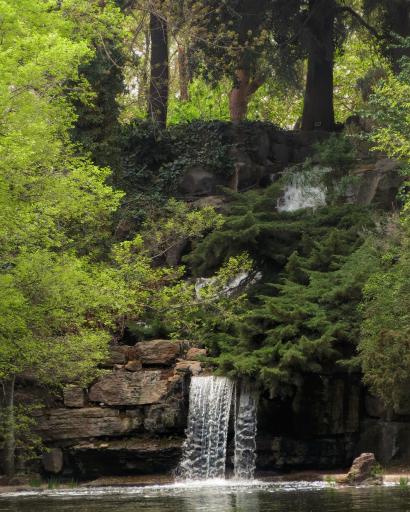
[338,5,381,40]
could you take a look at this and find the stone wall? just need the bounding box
[177,124,403,212]
[32,341,205,479]
[16,340,410,478]
[179,126,329,198]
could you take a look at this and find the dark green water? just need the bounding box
[1,483,410,512]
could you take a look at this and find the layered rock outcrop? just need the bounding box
[35,340,203,479]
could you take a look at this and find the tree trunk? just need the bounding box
[387,0,410,73]
[229,69,264,122]
[148,11,169,128]
[2,375,16,478]
[178,46,190,101]
[301,0,336,131]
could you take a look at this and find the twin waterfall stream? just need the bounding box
[178,376,258,481]
[177,179,324,482]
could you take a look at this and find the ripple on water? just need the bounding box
[0,481,410,512]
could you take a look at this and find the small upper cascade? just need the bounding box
[234,382,258,480]
[178,376,234,480]
[277,166,328,212]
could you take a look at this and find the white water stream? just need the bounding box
[178,376,234,480]
[178,376,258,481]
[234,383,258,479]
[277,167,328,212]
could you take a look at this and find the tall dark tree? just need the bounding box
[148,11,169,127]
[364,0,410,72]
[72,0,127,169]
[301,0,337,131]
[74,42,125,168]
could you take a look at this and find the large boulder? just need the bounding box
[89,370,169,406]
[42,448,64,474]
[353,158,403,208]
[179,167,219,196]
[134,340,182,366]
[345,453,382,484]
[186,347,206,360]
[103,346,130,367]
[36,408,142,441]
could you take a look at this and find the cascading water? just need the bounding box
[178,376,234,480]
[277,166,328,212]
[178,376,259,481]
[234,383,258,479]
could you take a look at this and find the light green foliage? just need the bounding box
[153,254,253,340]
[168,79,230,124]
[0,0,204,390]
[399,477,409,488]
[367,56,410,163]
[0,0,91,174]
[0,404,43,464]
[358,203,410,409]
[140,198,224,261]
[333,33,386,123]
[357,52,410,409]
[247,80,303,128]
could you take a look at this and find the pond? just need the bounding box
[0,481,409,512]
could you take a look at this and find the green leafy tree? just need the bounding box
[357,50,410,409]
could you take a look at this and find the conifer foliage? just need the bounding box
[189,186,377,395]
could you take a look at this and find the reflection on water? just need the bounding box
[0,482,410,512]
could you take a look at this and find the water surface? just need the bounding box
[0,481,409,512]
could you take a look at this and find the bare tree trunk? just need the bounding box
[178,45,190,101]
[229,68,264,122]
[301,0,336,131]
[2,375,16,478]
[148,11,169,128]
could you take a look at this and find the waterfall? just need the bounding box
[234,382,258,479]
[277,166,328,212]
[178,376,234,480]
[178,376,259,481]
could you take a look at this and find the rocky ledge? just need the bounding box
[35,340,206,479]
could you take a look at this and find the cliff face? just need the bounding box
[34,341,204,479]
[33,338,410,480]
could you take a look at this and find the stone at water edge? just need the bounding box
[42,448,63,474]
[344,452,382,484]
